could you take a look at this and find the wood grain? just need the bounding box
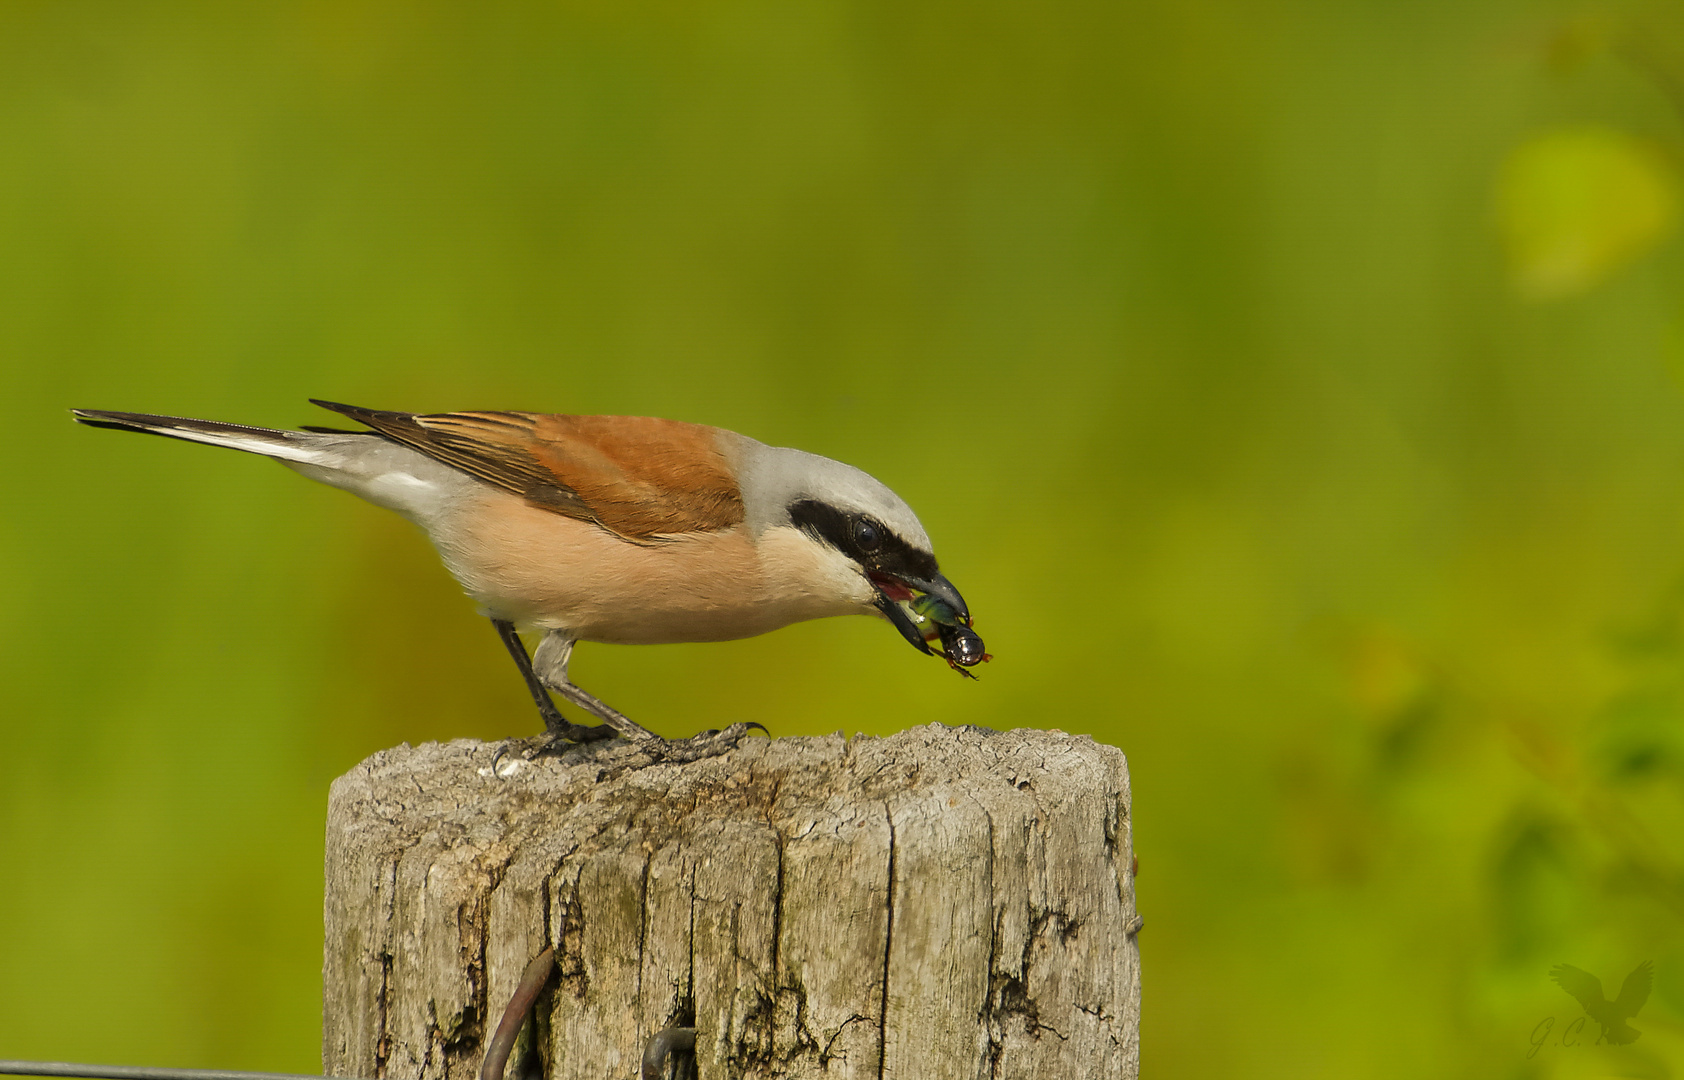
[323,726,1140,1079]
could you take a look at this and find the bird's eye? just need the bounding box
[853,518,883,552]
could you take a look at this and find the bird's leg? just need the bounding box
[491,619,615,744]
[531,632,662,749]
[532,630,767,762]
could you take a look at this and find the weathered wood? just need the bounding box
[323,725,1140,1079]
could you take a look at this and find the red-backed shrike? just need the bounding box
[74,401,985,760]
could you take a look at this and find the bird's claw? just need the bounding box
[653,721,768,763]
[490,722,620,777]
[490,721,767,775]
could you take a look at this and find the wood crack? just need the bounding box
[876,802,897,1080]
[324,728,1138,1078]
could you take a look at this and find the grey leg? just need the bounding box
[531,632,662,748]
[532,629,768,762]
[491,619,615,743]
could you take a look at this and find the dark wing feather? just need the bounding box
[308,400,744,541]
[310,402,598,519]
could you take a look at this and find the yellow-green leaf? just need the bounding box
[1497,126,1678,299]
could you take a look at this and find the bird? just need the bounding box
[1549,961,1652,1045]
[73,400,986,761]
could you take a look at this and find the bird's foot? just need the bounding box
[651,721,769,764]
[490,721,768,776]
[490,720,619,775]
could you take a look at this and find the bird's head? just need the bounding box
[738,440,987,672]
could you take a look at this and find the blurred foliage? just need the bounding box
[5,0,1684,1077]
[1498,126,1677,298]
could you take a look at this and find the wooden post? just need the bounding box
[323,725,1140,1079]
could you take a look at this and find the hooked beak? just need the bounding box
[903,572,969,623]
[871,571,970,655]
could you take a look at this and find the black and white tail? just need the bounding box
[72,409,339,465]
[73,406,470,524]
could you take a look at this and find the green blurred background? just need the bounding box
[4,0,1684,1075]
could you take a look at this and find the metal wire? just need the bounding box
[479,946,557,1080]
[0,1062,358,1080]
[640,1028,697,1080]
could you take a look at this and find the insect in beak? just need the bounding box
[872,572,990,676]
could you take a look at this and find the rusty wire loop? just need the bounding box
[478,941,698,1080]
[640,1028,697,1080]
[479,946,558,1080]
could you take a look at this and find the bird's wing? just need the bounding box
[1614,961,1653,1018]
[310,401,745,540]
[1550,965,1607,1012]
